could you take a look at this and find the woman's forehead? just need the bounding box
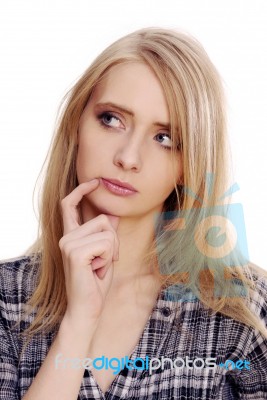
[88,62,170,125]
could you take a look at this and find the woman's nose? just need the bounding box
[113,135,143,171]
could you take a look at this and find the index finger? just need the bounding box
[61,179,100,234]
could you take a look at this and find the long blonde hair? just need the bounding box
[16,28,267,351]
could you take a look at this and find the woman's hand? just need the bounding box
[59,179,120,329]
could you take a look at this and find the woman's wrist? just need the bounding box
[59,313,98,353]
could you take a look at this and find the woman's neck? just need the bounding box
[112,215,156,281]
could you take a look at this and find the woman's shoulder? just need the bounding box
[246,262,267,298]
[0,253,41,304]
[245,262,267,320]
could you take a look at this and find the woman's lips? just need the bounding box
[101,178,138,196]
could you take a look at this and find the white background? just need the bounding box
[0,0,266,269]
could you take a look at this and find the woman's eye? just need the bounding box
[98,112,122,128]
[155,133,172,149]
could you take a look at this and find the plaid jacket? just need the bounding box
[0,255,267,399]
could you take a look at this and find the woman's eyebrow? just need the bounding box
[94,101,171,130]
[95,101,134,117]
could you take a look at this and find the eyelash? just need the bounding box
[97,112,121,130]
[97,111,172,150]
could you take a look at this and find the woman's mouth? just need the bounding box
[100,178,138,196]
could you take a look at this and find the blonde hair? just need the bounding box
[15,27,267,358]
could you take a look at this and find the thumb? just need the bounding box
[106,214,120,262]
[106,214,120,231]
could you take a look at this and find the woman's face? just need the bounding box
[76,62,183,220]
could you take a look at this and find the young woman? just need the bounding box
[1,27,266,400]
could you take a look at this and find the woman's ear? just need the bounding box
[177,176,184,186]
[76,127,80,146]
